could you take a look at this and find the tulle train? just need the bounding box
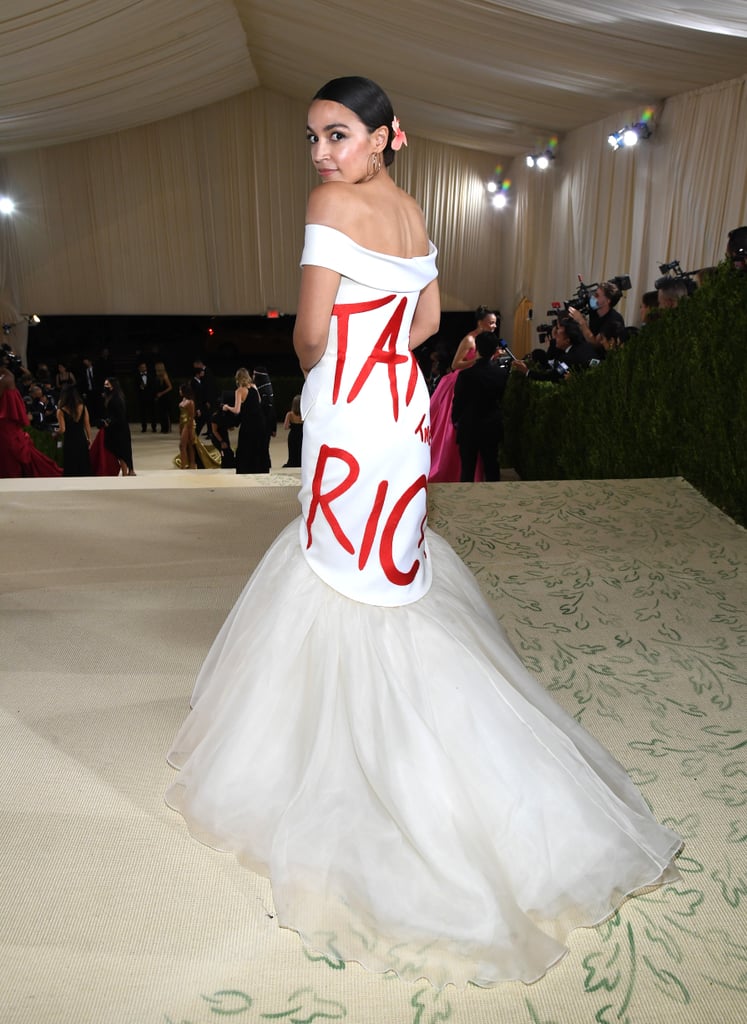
[166,520,681,988]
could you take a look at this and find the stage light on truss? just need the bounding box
[608,121,652,150]
[526,149,555,170]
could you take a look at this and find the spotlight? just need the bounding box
[526,149,555,170]
[608,121,652,150]
[486,168,510,208]
[0,196,15,215]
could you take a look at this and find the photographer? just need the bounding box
[513,317,597,381]
[25,383,58,431]
[726,225,747,271]
[657,278,691,310]
[567,280,626,354]
[1,342,26,381]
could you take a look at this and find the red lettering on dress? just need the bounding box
[306,445,360,554]
[331,296,395,404]
[359,480,388,570]
[417,511,427,552]
[414,414,431,445]
[379,474,428,586]
[405,353,419,407]
[347,297,409,420]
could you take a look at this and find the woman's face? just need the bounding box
[478,313,498,333]
[306,100,384,184]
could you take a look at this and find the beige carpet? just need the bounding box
[1,432,745,1024]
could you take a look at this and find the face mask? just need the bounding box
[589,296,599,310]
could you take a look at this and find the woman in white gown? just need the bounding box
[166,76,681,989]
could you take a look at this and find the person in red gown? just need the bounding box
[0,367,62,478]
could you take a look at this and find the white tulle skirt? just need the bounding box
[166,520,681,988]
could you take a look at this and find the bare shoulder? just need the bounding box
[305,183,358,228]
[306,179,429,256]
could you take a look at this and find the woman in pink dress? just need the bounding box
[428,305,498,481]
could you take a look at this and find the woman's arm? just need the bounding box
[222,386,247,415]
[157,374,172,397]
[566,306,598,345]
[294,264,341,372]
[409,278,441,350]
[55,408,65,433]
[451,334,476,371]
[82,405,92,443]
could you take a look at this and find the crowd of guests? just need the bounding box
[4,225,742,483]
[0,340,309,478]
[0,344,135,477]
[424,225,747,484]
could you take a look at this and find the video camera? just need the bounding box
[1,342,24,379]
[654,259,697,293]
[536,274,632,338]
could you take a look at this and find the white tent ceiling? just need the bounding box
[2,0,747,157]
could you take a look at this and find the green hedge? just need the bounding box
[29,425,64,467]
[503,263,747,526]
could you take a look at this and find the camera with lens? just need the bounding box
[554,274,632,320]
[654,259,697,293]
[1,342,24,377]
[566,280,596,316]
[658,260,680,275]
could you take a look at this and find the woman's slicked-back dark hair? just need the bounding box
[475,306,501,332]
[313,76,396,166]
[58,383,83,412]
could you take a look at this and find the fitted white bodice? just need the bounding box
[298,224,438,606]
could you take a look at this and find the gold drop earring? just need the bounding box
[365,151,382,180]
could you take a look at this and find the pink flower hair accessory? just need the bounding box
[390,116,408,151]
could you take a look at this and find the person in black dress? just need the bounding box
[102,378,135,476]
[154,360,174,434]
[223,370,268,474]
[56,384,92,477]
[282,394,303,467]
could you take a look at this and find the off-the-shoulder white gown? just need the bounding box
[166,224,681,988]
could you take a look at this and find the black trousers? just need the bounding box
[138,397,157,430]
[458,427,501,482]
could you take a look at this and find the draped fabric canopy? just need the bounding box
[3,0,747,157]
[0,2,746,337]
[1,1,258,152]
